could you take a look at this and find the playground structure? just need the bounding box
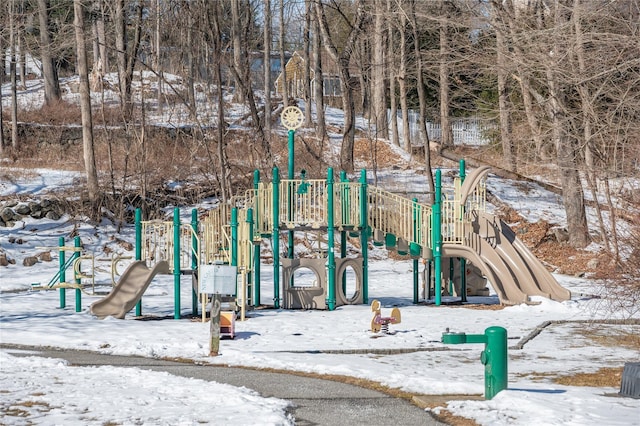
[55,106,570,320]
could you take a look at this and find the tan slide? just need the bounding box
[475,211,571,302]
[442,211,571,305]
[90,260,170,319]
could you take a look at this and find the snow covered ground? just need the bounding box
[1,167,639,426]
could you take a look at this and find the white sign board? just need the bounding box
[199,265,237,294]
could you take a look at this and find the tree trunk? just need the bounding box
[547,2,588,248]
[38,0,61,107]
[491,2,514,171]
[438,1,453,148]
[387,0,399,147]
[315,0,366,172]
[279,0,288,107]
[312,10,326,142]
[9,3,19,149]
[303,0,312,127]
[115,0,129,118]
[398,11,410,152]
[74,0,100,203]
[409,0,434,201]
[263,0,272,141]
[371,0,388,140]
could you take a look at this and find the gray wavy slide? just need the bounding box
[90,260,170,319]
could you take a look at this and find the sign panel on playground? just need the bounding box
[199,265,237,294]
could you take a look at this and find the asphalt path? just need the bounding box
[2,344,445,425]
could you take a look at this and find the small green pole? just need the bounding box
[433,169,442,306]
[59,237,66,309]
[173,207,181,320]
[135,208,142,316]
[459,159,467,302]
[326,168,336,310]
[340,171,347,293]
[247,208,255,306]
[287,129,295,263]
[272,167,280,308]
[231,208,238,267]
[74,236,81,312]
[253,170,261,306]
[359,169,368,303]
[191,208,199,315]
[412,198,419,304]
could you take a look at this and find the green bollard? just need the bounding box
[442,326,508,399]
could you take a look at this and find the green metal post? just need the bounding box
[442,326,508,400]
[135,208,143,316]
[412,198,419,304]
[433,169,442,306]
[59,237,65,309]
[247,208,255,306]
[326,168,336,310]
[287,129,295,262]
[74,236,81,312]
[173,207,181,320]
[459,159,467,302]
[340,171,347,293]
[253,170,261,306]
[231,208,238,267]
[359,169,369,303]
[135,208,142,260]
[287,129,295,180]
[191,208,198,315]
[272,167,280,308]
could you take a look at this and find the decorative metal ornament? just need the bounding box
[281,106,304,130]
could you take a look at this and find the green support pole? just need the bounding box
[287,129,295,263]
[247,208,255,306]
[359,169,369,303]
[287,129,295,180]
[433,169,442,306]
[135,208,142,316]
[412,198,419,304]
[326,168,336,310]
[135,208,142,260]
[253,170,261,306]
[191,208,198,315]
[173,207,181,320]
[340,171,348,293]
[59,237,65,309]
[231,208,238,267]
[74,236,81,312]
[459,159,467,302]
[272,167,280,308]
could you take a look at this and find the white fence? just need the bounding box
[387,109,496,147]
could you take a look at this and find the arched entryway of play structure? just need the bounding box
[281,258,363,309]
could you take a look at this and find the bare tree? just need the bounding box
[73,0,99,203]
[312,5,326,142]
[263,0,272,139]
[315,0,367,172]
[278,0,288,107]
[387,0,399,147]
[371,0,388,140]
[9,0,19,149]
[489,1,514,171]
[37,0,61,107]
[438,0,453,149]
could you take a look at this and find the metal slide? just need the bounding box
[90,260,170,319]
